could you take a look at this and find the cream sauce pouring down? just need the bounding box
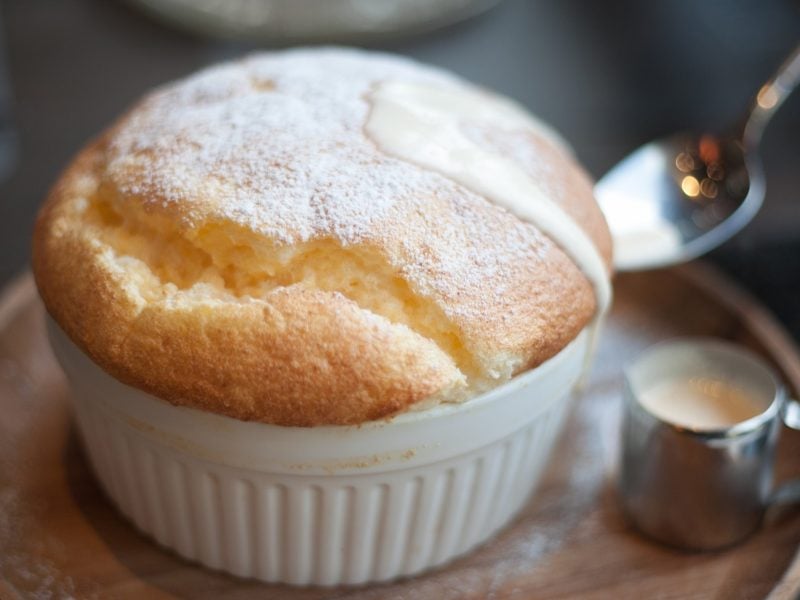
[365,81,612,371]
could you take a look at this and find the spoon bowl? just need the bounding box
[597,133,762,271]
[597,45,799,272]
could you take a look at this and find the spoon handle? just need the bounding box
[742,44,800,150]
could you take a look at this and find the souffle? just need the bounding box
[33,48,612,427]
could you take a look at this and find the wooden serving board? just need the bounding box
[2,265,800,600]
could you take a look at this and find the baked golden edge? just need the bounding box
[33,134,612,427]
[33,139,472,427]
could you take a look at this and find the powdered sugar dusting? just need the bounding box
[107,48,457,245]
[103,47,580,346]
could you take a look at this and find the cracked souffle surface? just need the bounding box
[32,48,612,426]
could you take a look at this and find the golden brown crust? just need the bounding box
[33,49,612,426]
[33,145,463,426]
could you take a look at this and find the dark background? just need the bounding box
[1,0,799,336]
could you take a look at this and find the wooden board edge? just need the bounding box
[677,262,800,394]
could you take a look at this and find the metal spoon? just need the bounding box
[596,45,800,271]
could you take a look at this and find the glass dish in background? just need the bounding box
[124,0,504,42]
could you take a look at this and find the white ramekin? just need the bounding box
[47,318,587,586]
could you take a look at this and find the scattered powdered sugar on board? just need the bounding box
[103,47,566,329]
[0,487,90,599]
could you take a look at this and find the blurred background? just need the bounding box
[1,0,798,336]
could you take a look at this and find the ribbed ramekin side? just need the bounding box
[72,392,571,586]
